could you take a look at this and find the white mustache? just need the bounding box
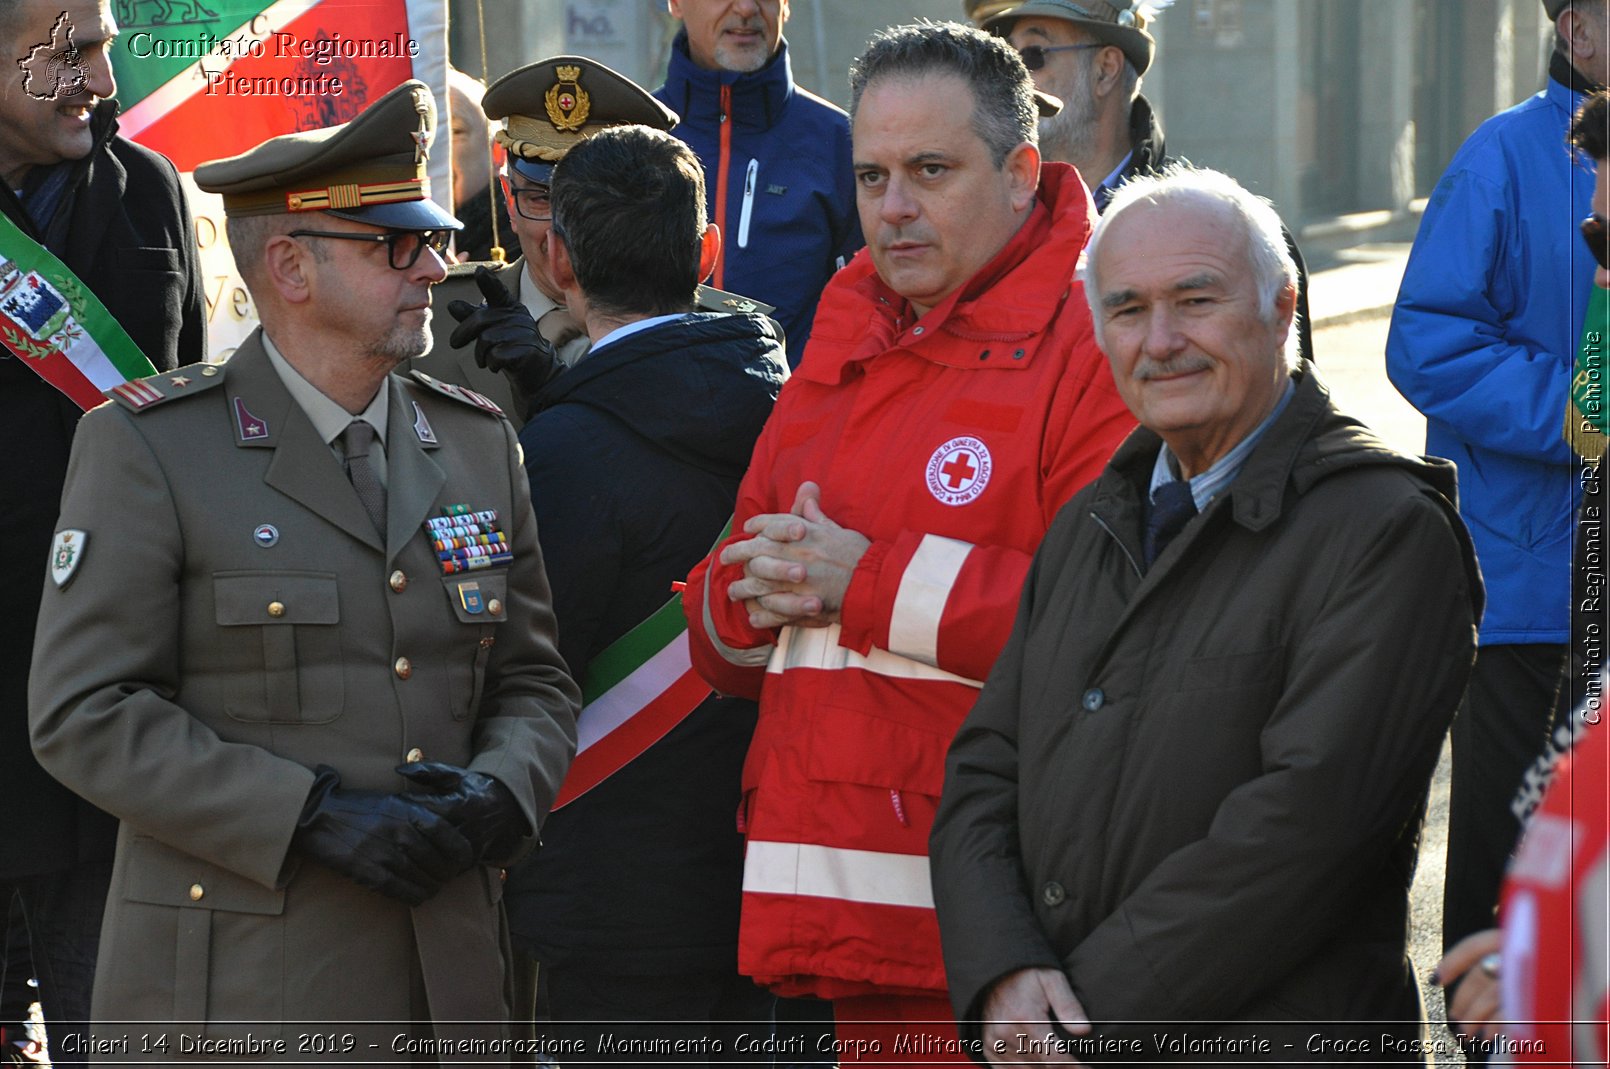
[1132,355,1212,381]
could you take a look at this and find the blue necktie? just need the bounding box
[1143,480,1197,568]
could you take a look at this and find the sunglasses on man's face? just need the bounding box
[1017,42,1102,71]
[1583,214,1610,271]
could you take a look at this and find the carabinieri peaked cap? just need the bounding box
[193,79,462,231]
[984,0,1167,76]
[484,56,680,185]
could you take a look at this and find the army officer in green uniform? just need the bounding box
[28,80,579,1061]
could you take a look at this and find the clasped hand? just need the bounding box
[721,481,870,630]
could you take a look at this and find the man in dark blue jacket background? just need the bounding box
[656,0,861,362]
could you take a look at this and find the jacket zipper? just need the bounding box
[1091,511,1142,578]
[713,84,733,289]
[738,158,758,248]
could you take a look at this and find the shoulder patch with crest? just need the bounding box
[409,370,505,416]
[107,363,227,413]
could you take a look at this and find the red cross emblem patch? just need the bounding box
[925,436,992,506]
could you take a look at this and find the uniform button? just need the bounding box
[405,747,424,763]
[389,570,408,593]
[267,601,285,618]
[201,365,219,377]
[1041,881,1066,907]
[1081,688,1105,712]
[189,883,204,901]
[487,598,503,616]
[394,656,412,680]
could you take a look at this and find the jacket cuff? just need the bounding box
[839,538,895,655]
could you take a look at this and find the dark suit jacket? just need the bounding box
[0,100,204,878]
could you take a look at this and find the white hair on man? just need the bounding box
[1081,163,1301,371]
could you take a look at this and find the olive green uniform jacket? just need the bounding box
[28,332,579,1061]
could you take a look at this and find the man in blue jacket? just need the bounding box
[657,0,861,360]
[1386,0,1606,1008]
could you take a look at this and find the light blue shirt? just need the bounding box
[1149,379,1296,511]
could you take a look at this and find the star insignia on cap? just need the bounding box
[411,128,429,165]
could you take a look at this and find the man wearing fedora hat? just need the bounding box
[971,0,1314,363]
[1388,1,1607,1020]
[28,80,579,1057]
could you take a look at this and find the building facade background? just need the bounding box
[448,0,1554,242]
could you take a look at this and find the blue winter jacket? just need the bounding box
[655,33,861,361]
[1386,74,1596,644]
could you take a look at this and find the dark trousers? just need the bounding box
[1444,644,1567,951]
[0,861,113,1069]
[531,957,777,1067]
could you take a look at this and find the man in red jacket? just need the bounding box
[682,20,1133,1062]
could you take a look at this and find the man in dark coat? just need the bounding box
[930,165,1483,1064]
[0,0,203,1061]
[510,123,786,1061]
[972,0,1315,364]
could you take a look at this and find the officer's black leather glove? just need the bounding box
[396,760,531,868]
[292,765,475,906]
[445,265,562,398]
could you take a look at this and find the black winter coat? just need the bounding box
[508,311,786,973]
[0,102,204,878]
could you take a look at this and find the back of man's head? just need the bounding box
[849,20,1038,167]
[549,125,705,319]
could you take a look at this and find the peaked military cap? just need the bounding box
[484,56,680,184]
[983,0,1164,76]
[194,80,461,231]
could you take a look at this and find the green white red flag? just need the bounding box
[0,210,158,409]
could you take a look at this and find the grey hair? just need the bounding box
[1081,163,1301,371]
[226,213,327,288]
[849,20,1037,167]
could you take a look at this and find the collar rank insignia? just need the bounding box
[51,529,86,587]
[412,401,437,444]
[233,397,269,441]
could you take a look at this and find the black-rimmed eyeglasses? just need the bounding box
[1583,214,1609,271]
[1018,43,1103,71]
[288,229,452,270]
[502,179,553,222]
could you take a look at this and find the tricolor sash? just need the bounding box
[1565,285,1610,461]
[0,210,158,409]
[551,522,732,810]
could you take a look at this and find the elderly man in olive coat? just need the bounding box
[28,81,578,1062]
[930,166,1482,1065]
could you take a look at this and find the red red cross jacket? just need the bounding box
[683,163,1135,1000]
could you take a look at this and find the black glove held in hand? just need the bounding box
[397,760,532,868]
[446,265,562,396]
[293,765,475,906]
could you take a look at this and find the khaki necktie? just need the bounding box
[341,420,387,538]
